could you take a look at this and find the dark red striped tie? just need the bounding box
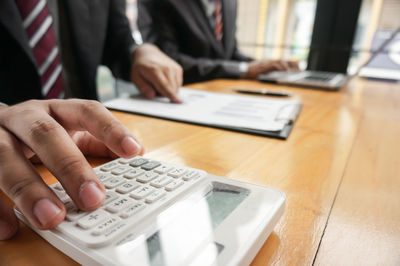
[214,0,223,43]
[15,0,64,99]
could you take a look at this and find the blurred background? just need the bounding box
[235,0,400,74]
[97,0,400,100]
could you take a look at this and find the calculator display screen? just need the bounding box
[204,183,250,229]
[146,182,250,266]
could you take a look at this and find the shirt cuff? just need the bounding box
[238,62,249,78]
[129,43,139,55]
[221,61,249,78]
[0,102,8,107]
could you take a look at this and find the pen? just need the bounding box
[235,89,291,97]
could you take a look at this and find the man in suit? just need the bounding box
[0,0,182,240]
[138,0,298,84]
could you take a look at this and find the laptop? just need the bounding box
[258,70,349,91]
[359,30,400,81]
[259,28,400,90]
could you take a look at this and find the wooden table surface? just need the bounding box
[1,77,399,265]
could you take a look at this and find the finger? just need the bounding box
[72,131,116,158]
[141,67,182,103]
[289,61,300,70]
[29,154,42,164]
[2,108,105,211]
[173,65,183,95]
[49,99,142,158]
[0,198,18,240]
[272,61,287,71]
[132,70,156,99]
[0,128,65,231]
[271,62,286,71]
[165,67,178,93]
[260,62,280,73]
[279,61,291,71]
[72,131,144,158]
[144,68,181,103]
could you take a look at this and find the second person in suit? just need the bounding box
[138,0,298,84]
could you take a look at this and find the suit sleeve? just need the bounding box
[138,0,251,84]
[177,54,247,84]
[101,0,137,81]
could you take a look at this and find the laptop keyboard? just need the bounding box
[302,72,337,82]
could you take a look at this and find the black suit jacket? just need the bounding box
[0,0,134,105]
[138,0,253,84]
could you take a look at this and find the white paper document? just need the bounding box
[104,88,301,132]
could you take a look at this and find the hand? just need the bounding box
[245,59,299,79]
[131,44,183,103]
[0,99,144,240]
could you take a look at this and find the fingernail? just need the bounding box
[33,199,62,227]
[121,136,141,156]
[172,96,182,103]
[79,182,105,209]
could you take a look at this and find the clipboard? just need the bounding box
[191,102,302,139]
[104,88,302,140]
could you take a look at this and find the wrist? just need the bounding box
[131,43,159,63]
[132,43,158,55]
[244,61,258,79]
[131,44,142,62]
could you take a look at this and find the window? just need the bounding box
[236,0,400,73]
[236,0,317,69]
[349,0,400,73]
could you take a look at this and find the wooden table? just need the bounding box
[1,78,399,265]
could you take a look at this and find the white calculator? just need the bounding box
[15,156,286,266]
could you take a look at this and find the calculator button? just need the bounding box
[65,203,86,221]
[18,157,210,248]
[154,164,175,174]
[96,171,113,182]
[100,161,119,172]
[141,161,161,171]
[102,191,119,206]
[118,158,135,164]
[150,175,173,188]
[145,190,167,204]
[97,222,129,246]
[167,167,188,178]
[123,169,145,179]
[111,166,131,175]
[136,172,158,183]
[116,181,141,194]
[103,177,126,189]
[130,185,155,199]
[92,217,121,236]
[182,171,200,181]
[129,158,149,167]
[106,197,135,213]
[120,202,146,219]
[78,209,109,229]
[165,180,184,191]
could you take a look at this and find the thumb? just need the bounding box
[0,198,19,240]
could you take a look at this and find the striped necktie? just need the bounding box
[15,0,64,99]
[214,0,223,43]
